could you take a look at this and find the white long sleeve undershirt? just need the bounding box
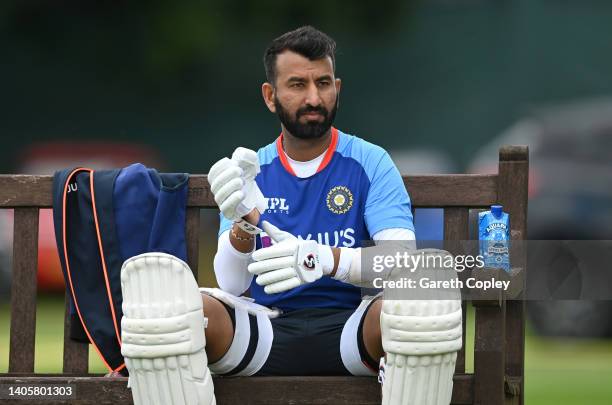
[213,230,255,296]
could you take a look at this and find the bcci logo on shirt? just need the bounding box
[326,186,353,215]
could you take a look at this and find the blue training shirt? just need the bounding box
[218,127,414,311]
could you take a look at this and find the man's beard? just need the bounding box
[274,96,338,139]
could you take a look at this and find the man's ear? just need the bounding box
[262,82,276,113]
[335,77,342,94]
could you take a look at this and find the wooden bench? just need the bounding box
[0,145,528,404]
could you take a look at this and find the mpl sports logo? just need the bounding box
[264,197,289,214]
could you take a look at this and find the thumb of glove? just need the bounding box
[262,221,295,244]
[232,147,260,181]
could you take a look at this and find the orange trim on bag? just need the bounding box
[90,171,122,347]
[61,167,124,373]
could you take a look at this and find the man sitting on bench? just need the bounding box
[119,26,462,405]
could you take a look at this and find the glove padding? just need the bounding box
[248,221,328,294]
[208,147,266,221]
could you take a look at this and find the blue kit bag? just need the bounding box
[53,164,189,373]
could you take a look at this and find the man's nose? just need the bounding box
[304,83,322,106]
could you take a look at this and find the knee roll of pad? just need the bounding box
[381,300,462,356]
[121,310,206,358]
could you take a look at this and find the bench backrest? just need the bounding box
[0,145,528,405]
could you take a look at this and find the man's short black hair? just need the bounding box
[264,26,336,85]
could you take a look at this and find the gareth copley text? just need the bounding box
[372,276,510,291]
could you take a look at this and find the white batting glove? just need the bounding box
[208,147,266,222]
[248,221,335,294]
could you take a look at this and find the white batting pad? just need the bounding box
[380,249,462,405]
[121,253,216,405]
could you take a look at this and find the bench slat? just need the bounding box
[443,207,469,374]
[0,175,52,207]
[186,174,499,208]
[62,293,89,374]
[474,301,506,405]
[185,207,201,279]
[405,175,498,207]
[8,208,39,373]
[499,145,529,405]
[0,174,498,208]
[0,374,475,404]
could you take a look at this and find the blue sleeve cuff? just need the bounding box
[218,213,233,238]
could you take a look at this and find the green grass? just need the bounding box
[0,295,107,374]
[525,337,612,404]
[2,297,612,403]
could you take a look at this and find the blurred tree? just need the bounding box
[0,0,405,82]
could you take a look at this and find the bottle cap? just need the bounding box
[491,205,503,218]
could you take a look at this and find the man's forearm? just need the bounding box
[329,248,341,277]
[229,224,256,252]
[228,208,261,253]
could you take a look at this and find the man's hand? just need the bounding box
[248,221,334,294]
[208,147,265,223]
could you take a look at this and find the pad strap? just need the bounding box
[199,287,281,318]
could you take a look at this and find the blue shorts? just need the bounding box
[209,298,380,377]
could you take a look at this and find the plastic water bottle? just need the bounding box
[478,205,510,272]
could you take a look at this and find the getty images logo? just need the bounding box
[264,197,289,214]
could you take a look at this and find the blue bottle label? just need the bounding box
[478,207,510,271]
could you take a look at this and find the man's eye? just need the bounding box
[318,81,330,87]
[291,82,304,88]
